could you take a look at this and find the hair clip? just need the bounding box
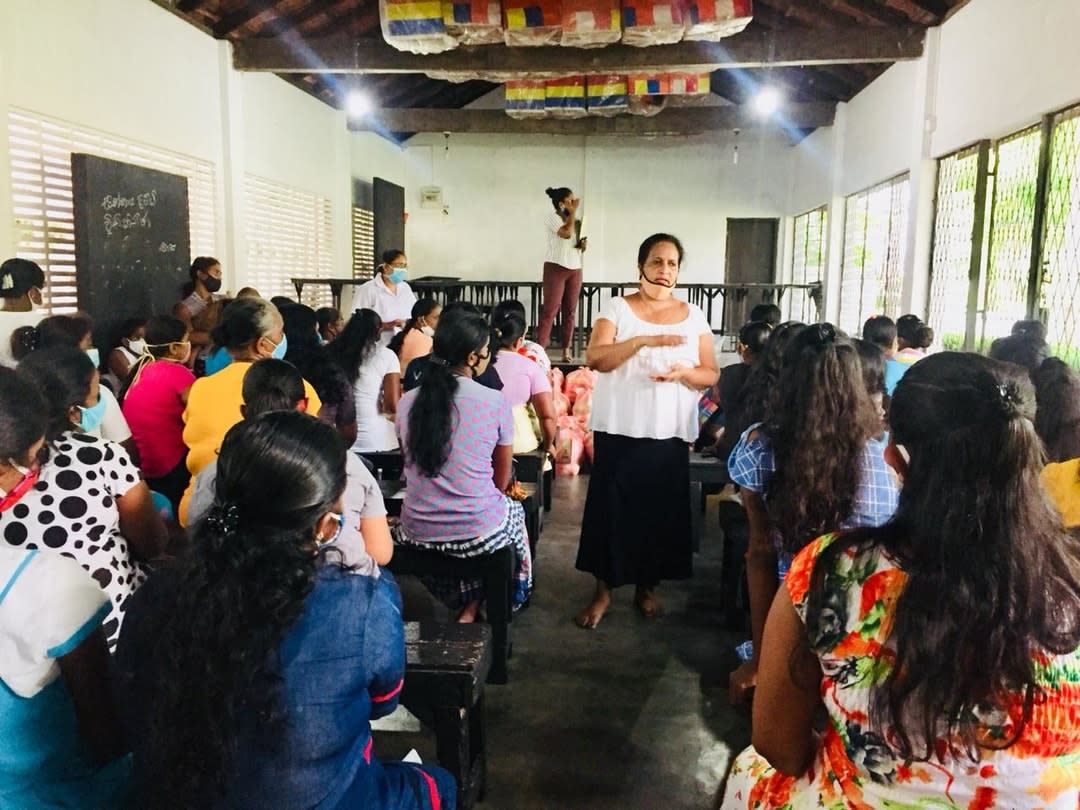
[810,323,836,346]
[429,356,449,367]
[0,274,13,290]
[206,502,242,535]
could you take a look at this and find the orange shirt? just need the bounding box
[1043,458,1080,529]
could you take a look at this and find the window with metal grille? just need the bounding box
[788,206,827,323]
[1039,106,1080,366]
[838,175,910,334]
[978,126,1043,345]
[352,206,375,280]
[244,174,334,308]
[927,145,985,350]
[6,109,216,314]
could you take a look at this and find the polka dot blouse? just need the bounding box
[0,432,146,649]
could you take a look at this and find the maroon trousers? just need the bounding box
[537,261,582,350]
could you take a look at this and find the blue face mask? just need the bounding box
[388,268,407,284]
[78,396,107,433]
[85,347,100,367]
[269,333,288,360]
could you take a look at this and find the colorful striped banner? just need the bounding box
[546,76,588,117]
[586,74,629,116]
[683,0,752,41]
[620,0,683,46]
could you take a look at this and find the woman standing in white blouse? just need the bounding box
[574,234,718,629]
[537,187,586,363]
[352,250,418,347]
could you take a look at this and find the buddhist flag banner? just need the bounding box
[628,72,710,96]
[620,0,684,46]
[560,0,622,47]
[505,80,548,118]
[442,0,504,44]
[585,74,629,116]
[545,76,588,117]
[682,0,752,41]
[503,0,562,45]
[381,0,458,52]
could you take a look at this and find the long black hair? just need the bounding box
[328,308,382,385]
[0,366,47,463]
[862,315,897,352]
[181,256,220,298]
[119,315,187,402]
[280,303,346,410]
[1031,357,1080,462]
[805,353,1080,760]
[738,320,772,358]
[242,359,306,417]
[765,323,882,553]
[12,313,95,361]
[388,298,439,357]
[989,332,1050,375]
[141,411,347,805]
[17,347,95,440]
[406,311,491,477]
[492,311,526,350]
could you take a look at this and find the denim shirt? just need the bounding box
[118,566,406,809]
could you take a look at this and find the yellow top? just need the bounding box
[178,362,321,525]
[1042,458,1080,529]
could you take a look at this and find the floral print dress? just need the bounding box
[722,534,1080,810]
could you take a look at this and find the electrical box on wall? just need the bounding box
[419,186,444,209]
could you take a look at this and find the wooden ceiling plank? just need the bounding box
[234,26,926,73]
[825,0,913,26]
[212,0,287,38]
[348,103,836,134]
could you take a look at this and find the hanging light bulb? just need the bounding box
[345,90,372,119]
[732,128,740,165]
[751,86,783,118]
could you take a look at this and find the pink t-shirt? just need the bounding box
[492,349,551,407]
[121,361,195,478]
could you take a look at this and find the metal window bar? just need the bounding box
[7,109,216,314]
[1039,104,1080,366]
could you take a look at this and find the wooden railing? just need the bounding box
[292,277,822,354]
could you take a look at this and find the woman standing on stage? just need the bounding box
[537,187,586,364]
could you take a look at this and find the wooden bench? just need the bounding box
[387,544,515,684]
[402,621,492,810]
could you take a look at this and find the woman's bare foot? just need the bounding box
[574,581,611,629]
[634,586,664,618]
[456,600,482,623]
[561,350,573,364]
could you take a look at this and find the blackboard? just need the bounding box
[374,177,405,265]
[71,154,191,350]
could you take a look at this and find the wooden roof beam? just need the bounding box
[347,103,836,134]
[213,0,284,38]
[234,26,925,74]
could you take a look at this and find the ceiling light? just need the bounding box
[345,90,373,119]
[751,86,783,118]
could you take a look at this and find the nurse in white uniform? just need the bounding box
[352,250,417,347]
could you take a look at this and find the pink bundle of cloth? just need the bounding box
[555,367,599,474]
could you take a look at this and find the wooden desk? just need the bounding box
[689,452,730,553]
[403,621,492,810]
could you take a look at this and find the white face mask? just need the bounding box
[126,339,147,355]
[420,325,435,337]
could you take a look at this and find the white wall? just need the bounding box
[0,0,358,293]
[785,0,1080,321]
[401,130,793,284]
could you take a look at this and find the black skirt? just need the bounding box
[575,431,692,588]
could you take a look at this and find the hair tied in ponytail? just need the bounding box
[429,355,449,367]
[810,322,836,346]
[206,502,242,535]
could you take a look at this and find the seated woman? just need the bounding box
[5,349,167,648]
[491,299,550,373]
[105,317,146,392]
[727,324,898,703]
[894,313,933,365]
[403,303,504,394]
[853,337,888,436]
[0,367,133,805]
[15,312,139,464]
[396,311,532,622]
[119,315,194,514]
[187,359,392,575]
[316,306,344,344]
[696,319,771,453]
[179,297,321,525]
[1031,357,1080,463]
[491,310,556,456]
[722,353,1080,810]
[389,298,441,375]
[329,308,400,454]
[117,411,455,809]
[283,304,358,446]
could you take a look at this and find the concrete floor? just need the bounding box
[380,474,752,810]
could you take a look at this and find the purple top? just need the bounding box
[397,376,514,542]
[492,350,551,407]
